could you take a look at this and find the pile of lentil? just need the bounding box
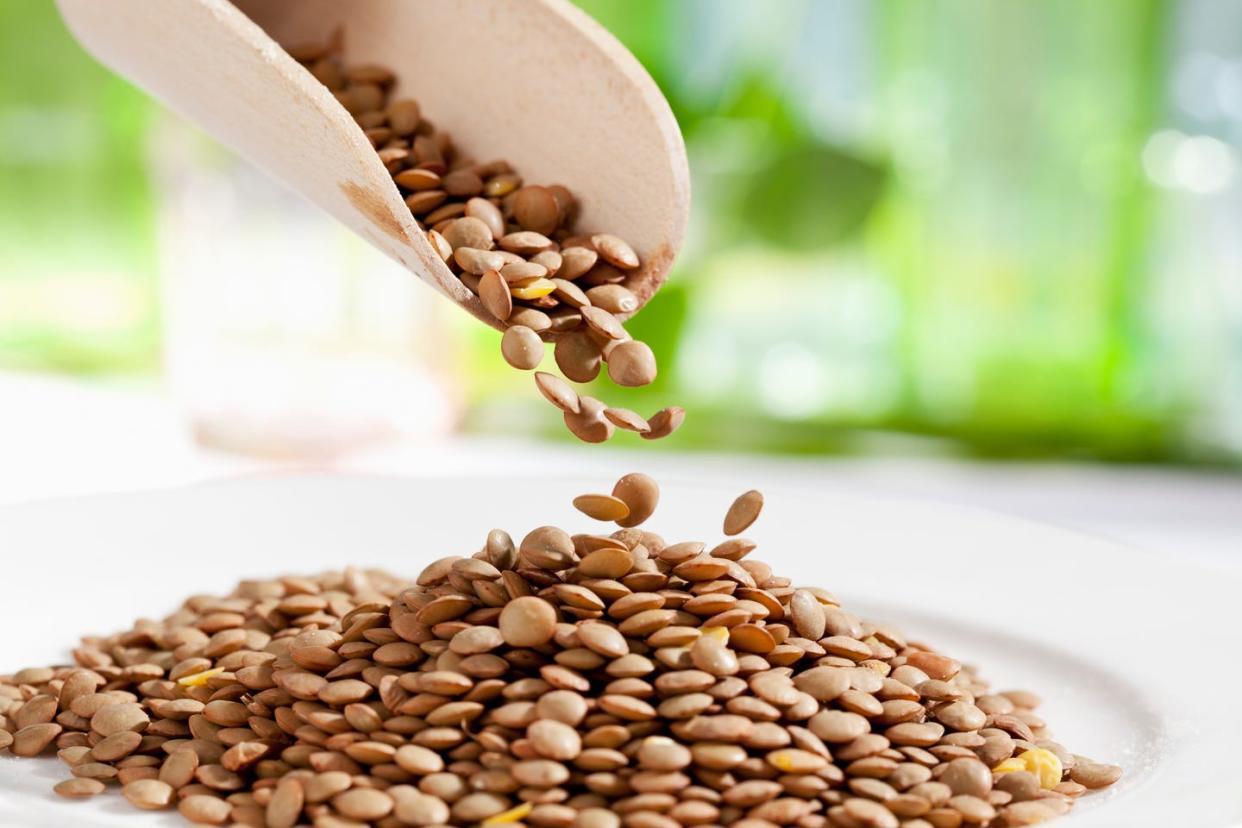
[0,474,1121,827]
[287,35,683,443]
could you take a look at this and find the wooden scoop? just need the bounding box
[55,0,690,332]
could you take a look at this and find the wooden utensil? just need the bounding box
[55,0,690,332]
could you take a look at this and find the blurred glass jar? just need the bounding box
[149,115,460,459]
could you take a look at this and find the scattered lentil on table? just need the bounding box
[0,473,1120,826]
[289,35,682,443]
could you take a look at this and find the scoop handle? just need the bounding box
[56,0,472,308]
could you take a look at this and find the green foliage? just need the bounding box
[0,0,158,374]
[743,141,887,251]
[2,0,1231,464]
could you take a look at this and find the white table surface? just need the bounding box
[6,472,1240,826]
[3,370,1240,571]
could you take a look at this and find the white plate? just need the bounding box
[0,473,1238,826]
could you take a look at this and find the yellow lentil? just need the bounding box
[483,801,534,825]
[992,758,1027,774]
[1018,748,1064,790]
[176,667,224,688]
[510,278,557,300]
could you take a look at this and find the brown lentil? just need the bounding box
[499,596,558,647]
[180,793,233,824]
[554,331,602,383]
[611,473,659,528]
[534,371,581,414]
[480,268,514,321]
[573,493,632,522]
[1069,761,1124,789]
[123,778,174,810]
[54,777,105,798]
[11,722,62,756]
[606,340,658,387]
[564,395,615,444]
[90,729,143,761]
[501,324,545,370]
[723,489,765,536]
[603,407,651,433]
[642,407,685,440]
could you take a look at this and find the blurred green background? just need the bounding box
[3,0,1241,464]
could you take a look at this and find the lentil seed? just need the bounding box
[180,795,233,824]
[90,729,143,761]
[54,777,105,798]
[565,396,615,444]
[481,269,514,321]
[11,723,62,756]
[266,777,304,828]
[611,473,660,528]
[1069,761,1123,789]
[584,284,639,315]
[573,494,631,523]
[529,719,583,760]
[334,788,394,821]
[941,758,992,798]
[790,590,827,640]
[123,778,174,810]
[91,702,149,737]
[554,331,602,383]
[499,596,558,647]
[581,306,627,341]
[641,407,685,440]
[591,235,640,270]
[605,340,657,387]
[534,371,581,414]
[510,307,553,333]
[456,246,507,275]
[501,324,544,370]
[603,407,650,433]
[442,215,493,249]
[159,747,200,788]
[723,490,764,536]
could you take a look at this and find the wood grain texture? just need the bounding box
[55,0,690,332]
